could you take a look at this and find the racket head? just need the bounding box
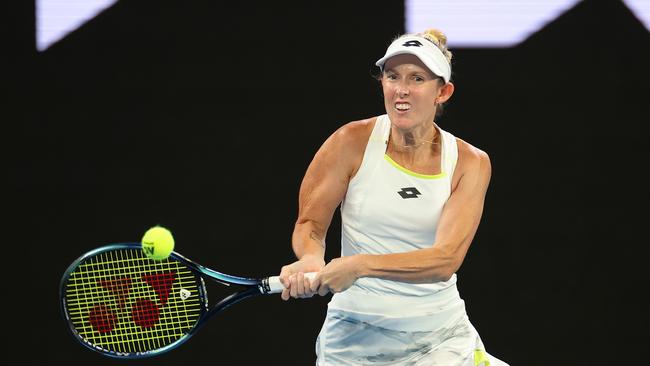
[60,243,208,358]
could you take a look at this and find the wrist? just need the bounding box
[353,254,370,279]
[300,253,325,268]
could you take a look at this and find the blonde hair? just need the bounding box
[419,28,453,64]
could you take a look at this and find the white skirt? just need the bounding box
[315,284,508,366]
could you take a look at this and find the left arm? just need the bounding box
[311,141,492,294]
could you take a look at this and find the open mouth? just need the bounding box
[395,102,411,112]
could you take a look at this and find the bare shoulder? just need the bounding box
[456,138,490,166]
[332,116,376,147]
[453,137,492,190]
[320,116,377,178]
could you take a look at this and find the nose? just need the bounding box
[396,82,409,98]
[395,79,409,98]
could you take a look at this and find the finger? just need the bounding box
[309,274,321,293]
[318,283,330,297]
[279,266,292,287]
[303,275,314,298]
[289,274,299,298]
[295,272,305,297]
[281,288,290,301]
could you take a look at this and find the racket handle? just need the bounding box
[265,272,317,294]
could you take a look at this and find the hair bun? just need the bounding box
[420,29,452,63]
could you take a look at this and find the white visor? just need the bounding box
[375,35,451,83]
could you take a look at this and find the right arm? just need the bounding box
[279,118,372,300]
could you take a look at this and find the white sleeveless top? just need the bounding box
[329,114,460,315]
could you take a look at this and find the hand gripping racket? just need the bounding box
[60,243,315,358]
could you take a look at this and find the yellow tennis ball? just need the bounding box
[141,226,175,260]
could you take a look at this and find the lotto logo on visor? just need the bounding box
[376,35,452,83]
[402,40,423,47]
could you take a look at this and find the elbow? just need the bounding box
[437,267,455,282]
[439,257,464,282]
[429,248,460,282]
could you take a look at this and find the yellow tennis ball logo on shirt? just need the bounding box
[141,226,175,260]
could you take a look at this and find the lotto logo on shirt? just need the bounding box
[398,187,422,199]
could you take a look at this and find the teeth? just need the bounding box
[396,103,411,111]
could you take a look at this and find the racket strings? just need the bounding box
[64,249,203,354]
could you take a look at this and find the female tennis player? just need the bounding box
[279,28,508,365]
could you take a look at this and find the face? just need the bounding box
[381,54,453,131]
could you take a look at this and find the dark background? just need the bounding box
[8,0,649,364]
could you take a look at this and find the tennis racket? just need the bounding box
[60,243,315,358]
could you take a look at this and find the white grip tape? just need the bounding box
[267,272,317,294]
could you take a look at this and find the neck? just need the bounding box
[390,123,438,151]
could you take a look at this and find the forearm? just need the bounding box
[356,246,456,283]
[291,220,326,261]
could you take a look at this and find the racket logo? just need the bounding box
[179,288,191,300]
[88,272,177,333]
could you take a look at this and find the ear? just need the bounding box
[436,82,455,104]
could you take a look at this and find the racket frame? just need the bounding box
[60,243,271,358]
